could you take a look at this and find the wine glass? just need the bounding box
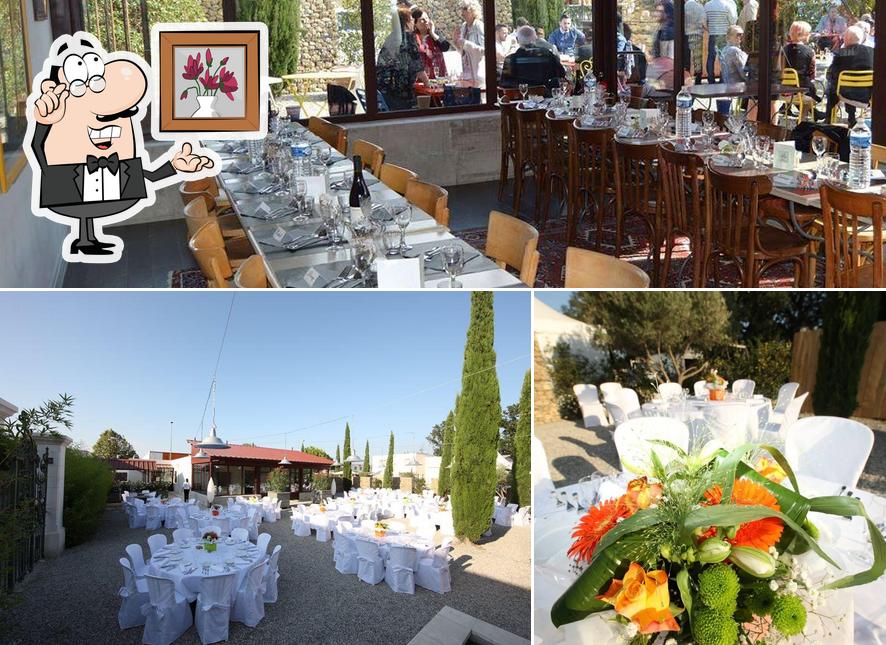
[274,154,292,197]
[702,110,715,134]
[518,83,529,102]
[755,136,772,168]
[351,240,376,287]
[438,244,464,288]
[324,205,345,251]
[393,204,413,253]
[318,145,332,166]
[812,135,827,174]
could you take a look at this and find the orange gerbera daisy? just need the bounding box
[568,497,630,562]
[700,478,784,550]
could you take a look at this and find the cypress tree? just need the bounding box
[300,440,304,451]
[237,0,300,77]
[342,423,352,481]
[452,292,501,542]
[363,440,370,475]
[383,431,394,488]
[335,444,340,465]
[512,370,531,506]
[438,410,455,495]
[813,293,879,416]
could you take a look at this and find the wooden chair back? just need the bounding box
[658,142,706,286]
[613,140,660,219]
[405,179,450,228]
[378,163,419,196]
[351,139,385,176]
[188,220,234,282]
[753,121,790,142]
[514,106,546,170]
[819,182,884,288]
[208,258,231,288]
[233,255,270,288]
[542,112,573,226]
[564,247,650,287]
[182,193,223,238]
[485,210,540,286]
[871,143,886,169]
[568,123,615,247]
[704,164,772,267]
[179,178,219,207]
[308,116,348,155]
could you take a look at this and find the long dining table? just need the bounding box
[205,125,524,289]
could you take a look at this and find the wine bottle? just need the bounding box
[349,156,371,207]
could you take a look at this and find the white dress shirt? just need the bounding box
[83,164,121,202]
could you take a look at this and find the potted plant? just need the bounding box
[267,466,292,509]
[202,530,219,553]
[705,369,729,401]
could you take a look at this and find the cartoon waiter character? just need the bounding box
[25,33,218,261]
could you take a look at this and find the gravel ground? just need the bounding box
[2,507,530,645]
[537,415,886,496]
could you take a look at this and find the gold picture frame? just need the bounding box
[0,0,32,193]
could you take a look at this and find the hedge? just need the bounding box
[64,449,114,547]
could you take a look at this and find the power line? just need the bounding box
[197,294,236,438]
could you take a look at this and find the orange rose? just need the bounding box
[596,563,680,634]
[755,457,787,484]
[622,477,664,514]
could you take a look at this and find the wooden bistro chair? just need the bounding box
[378,163,419,196]
[541,111,572,230]
[753,121,790,142]
[513,105,547,221]
[183,193,246,242]
[485,210,540,286]
[405,179,450,228]
[179,177,220,207]
[704,165,813,287]
[871,143,886,169]
[233,255,270,288]
[819,183,884,288]
[188,220,245,288]
[658,142,707,287]
[568,123,615,248]
[498,101,519,201]
[564,247,650,287]
[351,139,385,176]
[613,139,662,284]
[308,116,348,155]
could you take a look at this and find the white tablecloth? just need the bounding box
[147,538,264,602]
[642,395,772,446]
[534,474,886,644]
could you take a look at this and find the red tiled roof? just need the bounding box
[106,458,165,471]
[187,440,333,465]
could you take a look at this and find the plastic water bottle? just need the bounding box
[291,142,310,176]
[676,86,692,141]
[848,112,871,190]
[584,73,596,97]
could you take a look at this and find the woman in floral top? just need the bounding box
[377,7,429,110]
[413,8,450,79]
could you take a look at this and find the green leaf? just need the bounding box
[676,568,693,623]
[647,439,689,460]
[683,504,839,568]
[709,443,755,501]
[550,532,654,627]
[650,448,667,482]
[756,444,801,494]
[594,508,664,555]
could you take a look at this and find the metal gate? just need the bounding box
[0,430,50,593]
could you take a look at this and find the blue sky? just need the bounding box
[0,292,530,458]
[535,291,571,311]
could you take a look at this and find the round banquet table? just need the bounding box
[350,525,435,560]
[147,537,264,602]
[534,473,886,644]
[642,395,772,446]
[193,510,245,535]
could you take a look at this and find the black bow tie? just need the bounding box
[86,153,120,175]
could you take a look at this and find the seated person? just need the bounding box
[548,13,586,57]
[825,25,873,126]
[813,4,848,51]
[781,20,823,119]
[534,26,555,52]
[500,25,567,90]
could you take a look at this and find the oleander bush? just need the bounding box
[64,448,114,547]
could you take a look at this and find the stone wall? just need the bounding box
[419,0,513,41]
[534,339,561,425]
[204,0,224,22]
[300,0,342,73]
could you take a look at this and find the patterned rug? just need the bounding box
[169,269,208,288]
[454,211,823,289]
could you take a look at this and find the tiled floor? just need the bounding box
[61,180,536,288]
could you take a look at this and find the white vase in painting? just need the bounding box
[191,95,218,118]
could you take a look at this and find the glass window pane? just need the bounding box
[0,0,28,174]
[618,0,675,96]
[373,0,487,112]
[500,11,585,93]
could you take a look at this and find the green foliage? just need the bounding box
[452,292,501,543]
[335,445,341,465]
[427,418,447,456]
[383,431,394,489]
[116,480,167,494]
[412,475,426,494]
[722,293,826,342]
[548,340,606,420]
[237,0,301,76]
[771,593,807,636]
[312,474,330,492]
[512,371,531,506]
[813,293,879,416]
[498,403,519,458]
[302,445,331,460]
[692,606,739,645]
[496,465,510,489]
[92,429,137,460]
[363,440,370,475]
[698,564,739,613]
[710,339,792,400]
[64,448,114,547]
[511,0,564,34]
[267,467,289,492]
[342,423,352,481]
[438,411,454,495]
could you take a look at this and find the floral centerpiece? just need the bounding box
[552,440,885,644]
[210,504,221,517]
[705,370,729,401]
[374,521,388,538]
[202,530,219,553]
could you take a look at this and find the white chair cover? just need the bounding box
[415,544,452,594]
[263,545,282,603]
[256,532,271,555]
[693,380,707,396]
[172,528,193,545]
[618,388,642,417]
[531,435,555,512]
[493,505,514,527]
[315,516,331,542]
[354,539,385,585]
[785,416,874,489]
[702,403,755,450]
[614,417,689,475]
[231,527,250,543]
[231,560,266,627]
[117,558,148,630]
[573,384,609,427]
[128,500,146,529]
[732,379,756,398]
[599,382,623,401]
[657,382,683,400]
[195,572,237,645]
[292,513,311,537]
[333,530,358,575]
[773,382,801,416]
[274,501,282,521]
[125,543,147,579]
[163,507,178,529]
[142,574,192,645]
[603,400,630,426]
[262,503,277,523]
[147,533,167,558]
[249,509,261,541]
[416,520,436,541]
[384,544,417,594]
[145,505,163,531]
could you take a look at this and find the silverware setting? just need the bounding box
[324,265,357,288]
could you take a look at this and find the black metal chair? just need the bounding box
[327,84,357,116]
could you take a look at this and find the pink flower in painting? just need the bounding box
[199,68,219,91]
[182,52,203,80]
[218,67,239,101]
[206,48,213,66]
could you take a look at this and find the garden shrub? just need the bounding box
[64,449,113,547]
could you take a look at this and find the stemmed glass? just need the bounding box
[393,203,413,253]
[274,152,291,197]
[318,145,332,166]
[518,83,529,102]
[291,178,308,223]
[438,244,464,288]
[755,136,772,168]
[324,201,346,251]
[656,100,669,123]
[351,239,376,287]
[812,135,827,175]
[702,110,715,135]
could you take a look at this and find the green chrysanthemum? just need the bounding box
[771,593,807,636]
[748,589,777,616]
[698,564,740,613]
[693,607,740,645]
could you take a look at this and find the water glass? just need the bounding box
[438,244,464,288]
[812,136,827,174]
[324,206,345,251]
[518,83,529,101]
[300,196,315,225]
[383,227,401,256]
[351,240,376,286]
[755,136,772,167]
[393,204,413,253]
[701,110,715,132]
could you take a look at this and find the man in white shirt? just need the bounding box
[704,0,737,83]
[685,0,707,84]
[495,23,513,76]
